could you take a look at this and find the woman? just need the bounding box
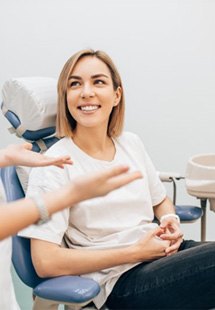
[0,142,139,310]
[20,49,215,309]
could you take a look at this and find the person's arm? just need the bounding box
[0,165,142,240]
[137,137,184,255]
[0,142,72,168]
[31,226,170,278]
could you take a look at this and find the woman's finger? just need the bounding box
[165,238,183,255]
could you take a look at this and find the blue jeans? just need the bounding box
[106,240,215,309]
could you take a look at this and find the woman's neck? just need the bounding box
[72,127,116,161]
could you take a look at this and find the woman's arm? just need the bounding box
[31,227,170,278]
[153,196,176,220]
[0,165,142,240]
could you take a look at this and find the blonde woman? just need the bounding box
[20,50,215,309]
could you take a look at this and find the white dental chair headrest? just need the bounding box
[1,77,59,192]
[1,77,58,141]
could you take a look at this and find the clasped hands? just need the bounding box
[158,217,184,256]
[130,218,184,263]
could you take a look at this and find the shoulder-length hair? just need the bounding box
[56,49,125,138]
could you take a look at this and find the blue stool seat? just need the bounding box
[175,205,203,222]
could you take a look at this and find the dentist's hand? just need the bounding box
[2,143,73,168]
[70,165,143,202]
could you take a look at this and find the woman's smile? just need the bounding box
[77,104,101,113]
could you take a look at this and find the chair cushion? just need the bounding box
[1,77,57,139]
[34,275,100,303]
[175,205,203,222]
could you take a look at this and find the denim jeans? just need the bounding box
[106,240,215,309]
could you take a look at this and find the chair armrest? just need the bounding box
[34,275,100,303]
[158,171,184,182]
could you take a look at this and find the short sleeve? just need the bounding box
[142,150,167,206]
[18,165,70,245]
[128,133,167,206]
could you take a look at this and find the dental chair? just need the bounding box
[0,77,204,309]
[1,77,101,310]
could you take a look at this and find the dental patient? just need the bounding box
[20,49,215,310]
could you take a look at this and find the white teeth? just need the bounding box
[80,105,99,111]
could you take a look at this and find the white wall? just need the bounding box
[1,0,215,240]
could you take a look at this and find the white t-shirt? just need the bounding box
[19,132,166,309]
[0,180,20,310]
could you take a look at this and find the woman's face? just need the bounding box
[66,56,121,132]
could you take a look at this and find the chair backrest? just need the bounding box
[1,77,60,288]
[0,166,47,288]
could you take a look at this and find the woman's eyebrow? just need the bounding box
[92,74,109,79]
[68,75,82,80]
[68,73,109,80]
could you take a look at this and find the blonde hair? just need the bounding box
[56,49,125,138]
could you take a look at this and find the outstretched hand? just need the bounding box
[71,165,143,202]
[3,142,73,168]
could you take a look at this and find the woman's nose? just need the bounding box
[81,84,95,98]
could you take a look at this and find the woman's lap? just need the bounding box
[106,240,215,309]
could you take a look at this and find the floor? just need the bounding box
[12,266,33,309]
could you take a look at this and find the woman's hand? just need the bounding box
[2,142,73,168]
[159,218,184,256]
[129,227,171,263]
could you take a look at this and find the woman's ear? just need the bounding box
[113,86,122,106]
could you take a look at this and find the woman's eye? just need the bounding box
[70,81,80,87]
[94,79,105,85]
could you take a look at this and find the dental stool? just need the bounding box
[186,153,215,241]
